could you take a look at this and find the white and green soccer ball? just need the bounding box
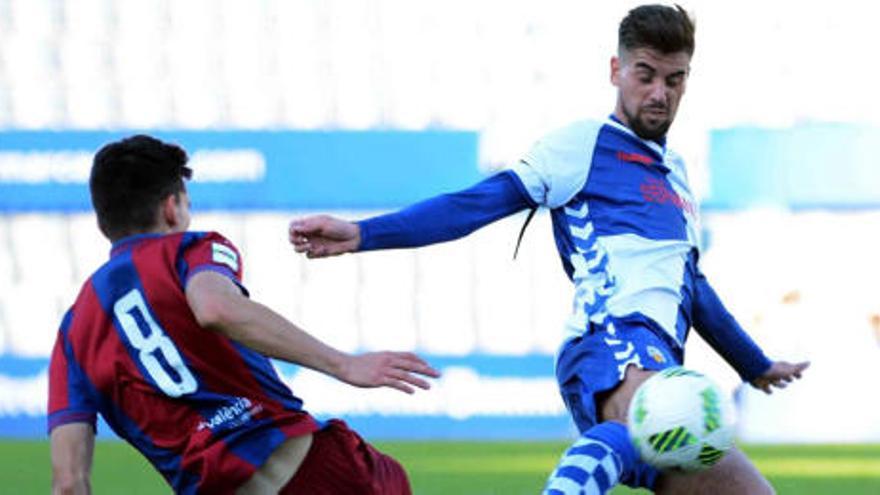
[627,366,735,472]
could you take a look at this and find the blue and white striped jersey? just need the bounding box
[358,115,771,381]
[510,117,701,347]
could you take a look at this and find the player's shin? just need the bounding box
[543,421,652,495]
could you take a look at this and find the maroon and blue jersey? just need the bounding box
[48,231,321,494]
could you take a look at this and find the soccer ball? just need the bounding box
[627,366,735,472]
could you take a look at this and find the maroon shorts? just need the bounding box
[280,419,411,495]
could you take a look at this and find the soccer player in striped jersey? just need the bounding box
[289,5,807,494]
[48,135,439,495]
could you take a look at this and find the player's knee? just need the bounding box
[725,449,775,495]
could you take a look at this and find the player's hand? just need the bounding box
[750,360,809,394]
[337,351,441,394]
[289,215,361,258]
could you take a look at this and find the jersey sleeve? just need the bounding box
[47,310,98,434]
[180,232,248,296]
[691,268,772,382]
[357,171,534,251]
[508,119,604,208]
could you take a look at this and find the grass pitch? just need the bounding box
[3,440,878,494]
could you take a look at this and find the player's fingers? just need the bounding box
[288,219,311,235]
[306,245,330,258]
[386,368,431,390]
[289,233,309,245]
[753,380,771,394]
[385,352,415,365]
[792,361,810,378]
[289,217,328,236]
[382,377,415,394]
[395,351,426,362]
[393,353,441,378]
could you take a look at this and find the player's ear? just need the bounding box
[610,55,621,86]
[160,194,179,229]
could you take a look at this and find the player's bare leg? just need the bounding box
[653,447,773,495]
[598,365,774,495]
[237,434,312,494]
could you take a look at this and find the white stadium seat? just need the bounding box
[470,214,535,355]
[9,214,75,290]
[0,217,14,292]
[358,248,418,352]
[298,250,361,353]
[3,282,63,357]
[67,213,109,283]
[413,237,477,355]
[240,213,305,325]
[8,0,59,39]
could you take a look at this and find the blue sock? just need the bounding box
[543,421,640,495]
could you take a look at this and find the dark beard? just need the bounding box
[622,105,671,141]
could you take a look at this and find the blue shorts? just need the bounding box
[556,314,683,433]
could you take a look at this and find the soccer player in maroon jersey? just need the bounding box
[48,135,440,494]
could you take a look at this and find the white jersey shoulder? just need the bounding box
[509,119,604,209]
[664,148,689,181]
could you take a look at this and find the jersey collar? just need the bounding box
[607,114,667,156]
[110,232,165,257]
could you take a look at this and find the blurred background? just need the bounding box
[1,0,879,447]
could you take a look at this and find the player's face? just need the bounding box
[611,48,690,141]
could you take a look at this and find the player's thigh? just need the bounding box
[654,447,774,495]
[597,364,656,423]
[282,419,411,495]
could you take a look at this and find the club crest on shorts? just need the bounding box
[646,345,667,364]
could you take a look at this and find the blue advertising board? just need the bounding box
[0,130,482,211]
[707,123,880,209]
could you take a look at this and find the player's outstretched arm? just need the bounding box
[289,171,536,258]
[186,270,440,393]
[50,422,95,495]
[749,360,810,394]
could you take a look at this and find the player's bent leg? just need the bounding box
[543,421,639,495]
[545,362,665,494]
[598,366,774,494]
[281,419,412,495]
[597,364,656,425]
[238,434,312,494]
[552,328,675,493]
[594,365,664,490]
[653,447,775,495]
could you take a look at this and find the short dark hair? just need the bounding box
[90,135,192,241]
[618,4,695,56]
